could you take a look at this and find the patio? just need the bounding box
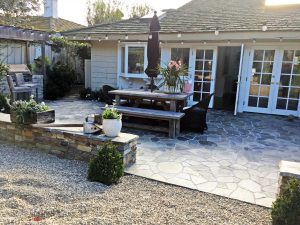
[47,100,300,207]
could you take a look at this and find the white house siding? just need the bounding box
[90,41,118,91]
[89,40,300,116]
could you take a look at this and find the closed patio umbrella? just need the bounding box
[145,11,161,92]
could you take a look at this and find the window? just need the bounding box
[171,48,190,67]
[120,44,147,76]
[128,47,144,74]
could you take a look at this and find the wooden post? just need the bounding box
[41,42,46,77]
[115,95,121,105]
[170,100,176,112]
[25,41,30,65]
[169,119,176,138]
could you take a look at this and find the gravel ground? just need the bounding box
[0,143,272,225]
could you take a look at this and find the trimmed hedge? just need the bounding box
[272,178,300,225]
[88,143,124,185]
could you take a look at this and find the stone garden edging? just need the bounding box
[0,113,138,168]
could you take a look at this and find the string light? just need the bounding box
[203,41,207,45]
[279,37,283,42]
[105,34,108,40]
[87,35,91,40]
[227,40,231,44]
[262,24,268,32]
[73,35,76,39]
[149,34,153,39]
[214,29,219,36]
[125,34,129,40]
[99,39,102,42]
[181,41,184,45]
[177,32,182,38]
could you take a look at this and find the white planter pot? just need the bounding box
[102,119,122,137]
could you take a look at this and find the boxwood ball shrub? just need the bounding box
[88,143,124,185]
[271,178,300,225]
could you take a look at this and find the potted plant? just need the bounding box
[10,100,55,124]
[102,105,122,137]
[159,60,188,93]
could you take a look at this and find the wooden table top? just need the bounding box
[109,89,193,101]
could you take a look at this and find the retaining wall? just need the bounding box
[0,114,138,168]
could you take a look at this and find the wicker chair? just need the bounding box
[6,75,31,103]
[15,73,39,101]
[180,93,215,133]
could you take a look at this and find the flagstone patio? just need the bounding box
[47,100,300,208]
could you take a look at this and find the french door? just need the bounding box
[191,48,217,108]
[273,49,300,115]
[245,48,300,116]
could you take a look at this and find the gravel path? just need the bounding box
[0,143,272,225]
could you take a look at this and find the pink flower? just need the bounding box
[168,60,181,71]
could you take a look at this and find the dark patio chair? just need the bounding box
[6,75,31,103]
[180,93,214,133]
[102,85,116,105]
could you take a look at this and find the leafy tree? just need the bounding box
[129,4,153,19]
[0,0,41,26]
[86,0,124,26]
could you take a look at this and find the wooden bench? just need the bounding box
[102,106,185,138]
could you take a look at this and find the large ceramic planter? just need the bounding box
[102,119,122,137]
[10,110,55,125]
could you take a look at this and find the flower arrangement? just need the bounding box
[159,60,188,93]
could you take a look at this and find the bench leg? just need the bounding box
[169,120,176,138]
[176,120,180,136]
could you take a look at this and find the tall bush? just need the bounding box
[88,143,124,185]
[44,62,76,100]
[272,178,300,225]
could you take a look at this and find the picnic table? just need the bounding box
[109,89,193,112]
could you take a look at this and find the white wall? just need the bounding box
[90,41,118,91]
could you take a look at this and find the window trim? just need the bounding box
[119,42,148,78]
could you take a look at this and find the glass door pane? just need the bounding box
[248,50,275,109]
[276,50,300,111]
[193,49,214,101]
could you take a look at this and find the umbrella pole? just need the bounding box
[151,77,154,92]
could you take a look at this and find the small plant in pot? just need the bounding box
[102,104,122,137]
[10,100,55,124]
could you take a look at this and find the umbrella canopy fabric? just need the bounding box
[145,11,161,78]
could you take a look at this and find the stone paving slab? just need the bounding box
[48,100,300,208]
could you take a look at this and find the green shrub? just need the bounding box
[88,143,124,185]
[44,63,76,100]
[272,178,300,225]
[0,93,10,114]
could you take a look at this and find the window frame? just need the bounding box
[119,42,148,78]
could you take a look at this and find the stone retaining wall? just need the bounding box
[0,115,138,168]
[278,160,300,195]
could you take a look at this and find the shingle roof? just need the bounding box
[0,16,85,32]
[63,0,300,35]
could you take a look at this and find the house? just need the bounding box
[0,0,84,65]
[63,0,300,116]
